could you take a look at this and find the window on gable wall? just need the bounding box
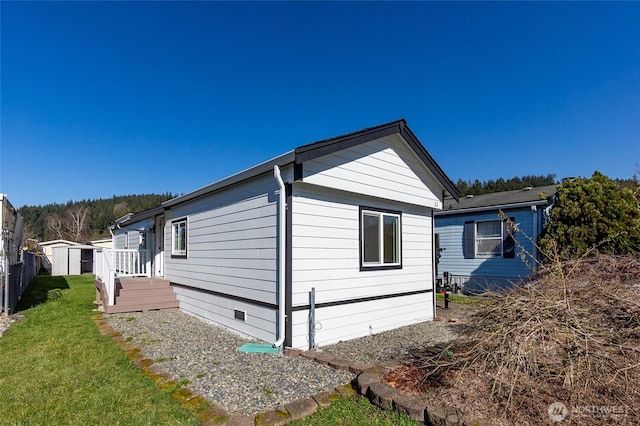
[360,207,402,270]
[464,218,515,259]
[171,218,187,258]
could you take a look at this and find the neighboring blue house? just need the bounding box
[434,185,557,293]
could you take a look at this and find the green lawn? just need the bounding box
[435,292,476,304]
[0,274,417,425]
[291,396,418,426]
[0,274,200,425]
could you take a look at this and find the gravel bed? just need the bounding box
[321,321,461,364]
[107,310,353,415]
[106,310,460,415]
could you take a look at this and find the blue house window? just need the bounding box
[476,220,502,257]
[464,218,515,259]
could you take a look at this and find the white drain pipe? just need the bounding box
[273,165,286,348]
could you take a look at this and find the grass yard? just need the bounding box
[0,274,200,425]
[435,292,475,304]
[291,397,418,426]
[0,274,418,425]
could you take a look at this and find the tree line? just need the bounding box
[455,174,558,197]
[19,193,175,243]
[18,171,639,254]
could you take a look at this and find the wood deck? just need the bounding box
[95,277,179,314]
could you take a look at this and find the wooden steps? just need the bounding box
[102,277,179,314]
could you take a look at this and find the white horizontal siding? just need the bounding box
[435,208,539,279]
[174,285,277,344]
[291,293,433,349]
[302,134,443,209]
[291,183,434,307]
[164,172,280,306]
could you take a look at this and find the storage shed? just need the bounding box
[52,245,95,276]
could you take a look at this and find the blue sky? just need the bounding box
[1,1,638,208]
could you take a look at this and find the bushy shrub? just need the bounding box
[539,172,640,259]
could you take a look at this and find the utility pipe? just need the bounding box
[273,165,286,348]
[431,210,437,321]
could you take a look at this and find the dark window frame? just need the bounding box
[463,217,515,259]
[171,217,188,259]
[359,206,403,271]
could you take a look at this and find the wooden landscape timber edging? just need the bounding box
[294,348,488,426]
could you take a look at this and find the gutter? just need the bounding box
[435,200,552,216]
[164,151,295,209]
[272,165,286,348]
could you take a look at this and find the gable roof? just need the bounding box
[295,119,459,201]
[437,184,558,215]
[162,120,459,210]
[90,237,113,243]
[38,239,80,247]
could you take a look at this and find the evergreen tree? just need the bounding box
[455,174,557,197]
[539,172,640,259]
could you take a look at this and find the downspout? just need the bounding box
[273,165,286,348]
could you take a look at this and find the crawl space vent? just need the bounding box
[234,309,246,322]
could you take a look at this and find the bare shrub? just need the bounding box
[410,255,640,425]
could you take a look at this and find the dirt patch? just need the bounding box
[387,255,640,425]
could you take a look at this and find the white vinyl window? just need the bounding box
[361,208,401,269]
[476,220,502,257]
[463,218,516,259]
[171,218,187,258]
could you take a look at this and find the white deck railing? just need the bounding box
[95,248,151,307]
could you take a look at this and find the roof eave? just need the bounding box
[163,151,296,208]
[399,123,460,201]
[435,199,552,216]
[295,120,405,162]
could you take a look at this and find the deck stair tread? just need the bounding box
[97,276,179,314]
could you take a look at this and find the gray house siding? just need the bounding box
[164,171,283,342]
[112,217,154,250]
[289,180,435,347]
[172,285,278,343]
[291,183,434,304]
